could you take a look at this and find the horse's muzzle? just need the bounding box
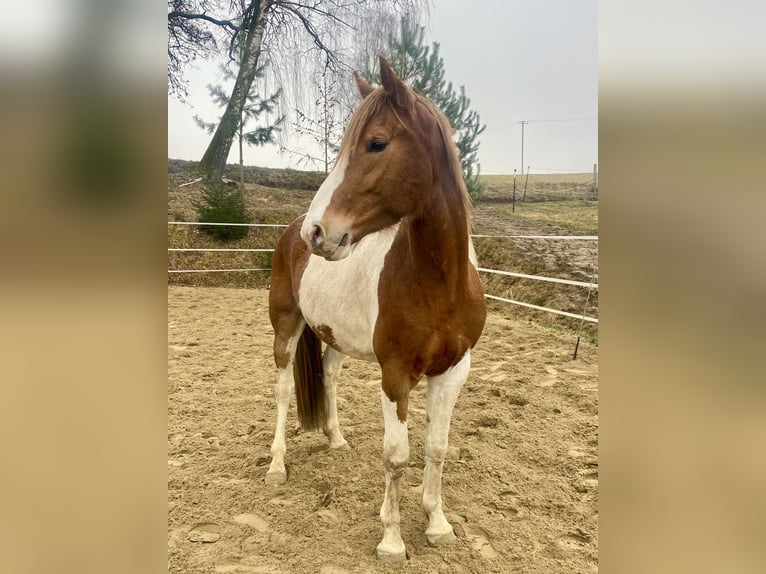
[307,223,351,261]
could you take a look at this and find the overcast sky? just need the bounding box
[168,0,597,175]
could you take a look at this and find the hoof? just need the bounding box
[376,547,407,563]
[427,528,457,547]
[264,470,287,485]
[329,440,350,451]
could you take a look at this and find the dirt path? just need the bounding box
[168,286,598,573]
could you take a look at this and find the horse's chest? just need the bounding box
[297,225,398,362]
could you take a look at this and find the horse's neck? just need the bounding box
[406,183,470,295]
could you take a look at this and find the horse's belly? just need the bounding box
[298,225,399,362]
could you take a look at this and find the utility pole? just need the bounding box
[518,120,528,176]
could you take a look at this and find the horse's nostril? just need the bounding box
[310,224,325,247]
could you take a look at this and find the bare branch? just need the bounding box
[277,3,339,67]
[168,11,239,32]
[279,1,355,29]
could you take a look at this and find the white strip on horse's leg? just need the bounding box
[265,330,302,485]
[376,391,409,563]
[322,347,348,449]
[423,351,470,546]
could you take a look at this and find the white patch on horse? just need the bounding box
[377,390,409,560]
[380,391,409,465]
[265,328,304,484]
[299,224,399,362]
[300,156,348,240]
[422,351,470,545]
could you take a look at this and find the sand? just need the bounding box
[168,286,598,573]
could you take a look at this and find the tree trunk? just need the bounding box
[199,1,268,183]
[323,72,329,173]
[239,125,245,187]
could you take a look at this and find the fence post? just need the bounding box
[522,166,530,202]
[573,263,597,360]
[592,163,598,194]
[512,169,517,213]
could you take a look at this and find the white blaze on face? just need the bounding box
[300,157,348,244]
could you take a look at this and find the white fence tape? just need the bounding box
[168,248,275,252]
[484,294,598,323]
[471,234,598,240]
[477,267,598,289]
[168,221,288,228]
[168,268,271,273]
[167,221,598,324]
[167,222,596,239]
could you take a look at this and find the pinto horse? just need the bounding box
[266,56,486,562]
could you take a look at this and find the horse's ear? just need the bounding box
[354,71,374,99]
[379,55,413,109]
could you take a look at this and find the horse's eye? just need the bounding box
[366,140,388,153]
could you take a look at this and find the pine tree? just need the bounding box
[191,183,251,241]
[361,16,486,200]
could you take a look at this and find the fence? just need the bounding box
[168,222,598,324]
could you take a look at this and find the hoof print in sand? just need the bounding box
[461,525,498,559]
[187,522,221,543]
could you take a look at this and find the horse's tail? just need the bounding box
[294,325,326,431]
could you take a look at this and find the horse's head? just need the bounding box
[300,56,440,261]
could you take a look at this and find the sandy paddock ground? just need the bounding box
[168,286,598,573]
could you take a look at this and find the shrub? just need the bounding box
[192,183,251,241]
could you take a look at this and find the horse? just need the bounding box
[265,55,486,563]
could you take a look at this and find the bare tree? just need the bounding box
[168,0,426,183]
[278,55,353,173]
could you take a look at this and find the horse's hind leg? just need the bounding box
[322,347,348,449]
[265,310,305,485]
[422,351,471,546]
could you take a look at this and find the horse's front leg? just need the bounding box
[376,375,411,563]
[423,351,470,546]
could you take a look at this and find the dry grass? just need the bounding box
[168,159,317,288]
[480,172,596,203]
[496,200,598,236]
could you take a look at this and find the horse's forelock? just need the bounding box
[336,88,388,161]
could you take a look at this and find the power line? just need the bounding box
[523,117,597,123]
[482,167,592,174]
[518,120,528,175]
[494,117,597,128]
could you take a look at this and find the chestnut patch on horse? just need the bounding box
[268,217,311,369]
[312,324,341,353]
